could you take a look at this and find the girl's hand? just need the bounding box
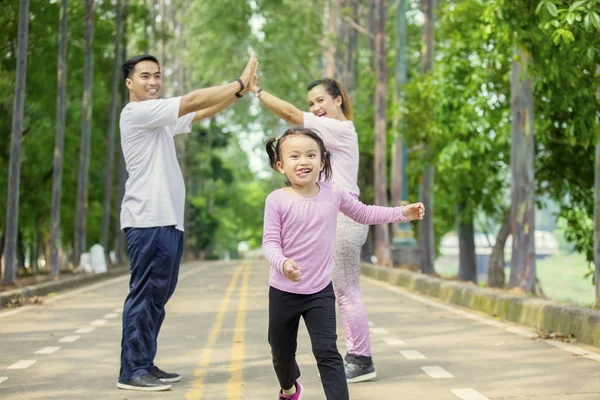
[283,259,302,282]
[401,202,425,221]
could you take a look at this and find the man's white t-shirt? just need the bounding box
[119,97,194,231]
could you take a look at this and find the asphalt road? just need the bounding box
[1,259,600,400]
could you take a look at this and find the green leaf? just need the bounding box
[547,2,559,17]
[591,12,600,29]
[584,13,591,29]
[566,13,574,25]
[569,0,587,13]
[535,0,546,15]
[587,47,594,60]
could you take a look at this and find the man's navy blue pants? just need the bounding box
[119,226,183,381]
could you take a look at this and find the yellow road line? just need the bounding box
[227,262,251,400]
[185,263,245,400]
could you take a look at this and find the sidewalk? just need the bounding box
[0,266,130,309]
[361,263,600,348]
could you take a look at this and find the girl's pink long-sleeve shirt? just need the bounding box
[262,182,408,295]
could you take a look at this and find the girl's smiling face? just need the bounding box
[307,85,344,120]
[276,135,324,188]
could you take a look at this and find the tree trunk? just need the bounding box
[102,0,124,265]
[391,0,408,239]
[3,0,30,285]
[74,0,95,267]
[343,0,358,93]
[508,45,536,293]
[50,0,68,278]
[457,201,477,283]
[488,210,510,288]
[419,0,436,274]
[0,228,5,278]
[159,0,166,67]
[419,166,435,273]
[594,65,600,308]
[115,4,128,266]
[368,0,376,69]
[373,0,390,265]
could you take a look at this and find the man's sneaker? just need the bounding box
[117,373,172,391]
[345,354,377,383]
[278,381,303,399]
[150,365,181,383]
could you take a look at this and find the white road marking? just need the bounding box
[0,377,8,384]
[370,327,388,335]
[400,350,426,360]
[90,319,107,326]
[7,360,37,370]
[451,388,490,400]
[58,335,80,343]
[382,337,405,346]
[421,366,453,378]
[35,347,61,355]
[103,313,118,319]
[76,326,96,334]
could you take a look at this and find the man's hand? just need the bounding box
[401,202,425,221]
[239,54,257,92]
[283,259,302,282]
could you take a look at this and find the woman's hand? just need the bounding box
[249,61,261,93]
[283,259,302,282]
[238,54,257,92]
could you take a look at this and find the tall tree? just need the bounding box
[456,200,477,282]
[488,210,511,288]
[343,0,359,94]
[373,0,390,265]
[115,2,129,266]
[3,0,30,284]
[595,66,600,307]
[508,46,536,292]
[419,0,436,274]
[101,0,124,264]
[50,0,69,277]
[391,0,408,239]
[74,0,95,266]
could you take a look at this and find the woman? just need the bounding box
[250,71,376,383]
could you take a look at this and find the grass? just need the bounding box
[434,252,596,308]
[537,252,595,307]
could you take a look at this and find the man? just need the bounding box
[116,54,256,392]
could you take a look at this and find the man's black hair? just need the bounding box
[122,54,160,81]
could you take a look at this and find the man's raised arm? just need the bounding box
[178,55,256,117]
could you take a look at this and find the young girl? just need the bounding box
[262,127,425,400]
[250,69,383,382]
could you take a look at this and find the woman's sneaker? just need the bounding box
[278,381,303,399]
[345,354,377,383]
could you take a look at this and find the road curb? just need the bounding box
[0,266,130,309]
[361,263,600,348]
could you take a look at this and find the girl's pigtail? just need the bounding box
[265,137,279,171]
[320,150,333,182]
